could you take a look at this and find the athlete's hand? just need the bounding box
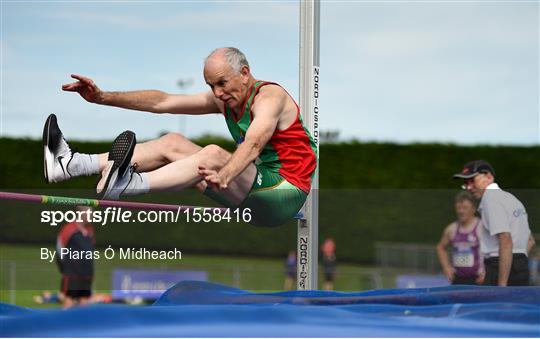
[198,166,228,191]
[62,74,103,103]
[443,266,455,282]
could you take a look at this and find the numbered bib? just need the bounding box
[453,251,474,267]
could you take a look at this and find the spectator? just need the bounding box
[436,191,484,285]
[56,206,96,308]
[321,238,337,290]
[454,160,533,286]
[283,250,297,290]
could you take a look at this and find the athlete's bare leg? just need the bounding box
[145,144,256,205]
[97,132,256,205]
[97,132,202,172]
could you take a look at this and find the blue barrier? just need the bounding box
[1,281,539,337]
[112,269,207,301]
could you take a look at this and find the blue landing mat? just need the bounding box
[1,281,539,337]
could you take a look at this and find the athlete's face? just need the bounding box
[462,173,493,199]
[455,199,476,224]
[204,57,249,109]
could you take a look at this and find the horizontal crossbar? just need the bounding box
[0,191,227,213]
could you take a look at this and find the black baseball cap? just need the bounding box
[453,160,495,179]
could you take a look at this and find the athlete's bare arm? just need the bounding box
[62,74,220,115]
[436,223,456,281]
[200,86,288,189]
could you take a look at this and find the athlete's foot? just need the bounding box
[96,130,137,200]
[43,114,75,183]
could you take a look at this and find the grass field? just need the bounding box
[0,243,403,308]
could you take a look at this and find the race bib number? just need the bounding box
[453,251,474,267]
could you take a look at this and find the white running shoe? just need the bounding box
[43,114,74,183]
[96,130,137,200]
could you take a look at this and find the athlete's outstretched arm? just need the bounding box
[62,74,220,115]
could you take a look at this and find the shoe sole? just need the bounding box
[43,114,62,183]
[96,131,136,199]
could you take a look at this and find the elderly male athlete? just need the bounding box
[43,47,317,227]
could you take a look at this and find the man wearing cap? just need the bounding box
[453,160,532,286]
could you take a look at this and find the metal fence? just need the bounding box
[375,242,441,273]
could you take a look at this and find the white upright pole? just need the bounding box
[298,0,320,290]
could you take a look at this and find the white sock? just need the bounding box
[123,172,150,196]
[68,153,100,177]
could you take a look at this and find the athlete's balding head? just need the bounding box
[204,47,250,74]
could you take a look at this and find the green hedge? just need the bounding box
[1,137,538,263]
[320,142,540,189]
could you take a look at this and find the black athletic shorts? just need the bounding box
[452,275,479,285]
[322,257,336,282]
[61,276,93,299]
[483,254,529,286]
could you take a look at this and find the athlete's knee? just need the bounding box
[198,144,230,167]
[158,132,193,158]
[159,132,189,149]
[201,144,229,157]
